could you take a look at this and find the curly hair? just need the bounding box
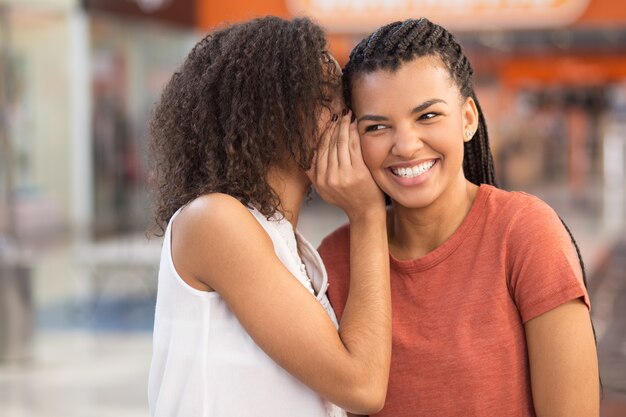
[149,16,339,234]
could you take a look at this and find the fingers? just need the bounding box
[316,116,335,172]
[313,108,363,178]
[327,114,341,171]
[348,119,367,169]
[336,111,352,168]
[311,108,385,213]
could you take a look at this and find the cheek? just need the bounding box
[360,137,388,171]
[427,121,465,156]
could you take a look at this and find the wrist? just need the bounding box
[347,206,387,224]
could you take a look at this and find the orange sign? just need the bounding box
[287,0,592,32]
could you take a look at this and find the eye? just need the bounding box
[419,112,440,120]
[364,124,386,133]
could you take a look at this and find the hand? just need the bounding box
[308,110,385,220]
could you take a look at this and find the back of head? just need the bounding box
[343,18,496,186]
[150,16,338,233]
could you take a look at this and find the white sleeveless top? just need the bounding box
[148,205,347,417]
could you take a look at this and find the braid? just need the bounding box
[363,22,398,60]
[385,20,418,56]
[344,18,599,368]
[464,94,497,186]
[345,18,494,188]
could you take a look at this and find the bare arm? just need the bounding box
[311,111,391,410]
[174,112,390,414]
[525,299,599,417]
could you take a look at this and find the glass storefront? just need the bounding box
[89,15,196,238]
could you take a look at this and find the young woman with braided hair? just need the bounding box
[319,18,599,417]
[147,17,392,416]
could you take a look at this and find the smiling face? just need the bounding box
[351,55,478,210]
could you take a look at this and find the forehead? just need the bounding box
[351,56,458,112]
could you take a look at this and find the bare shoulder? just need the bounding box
[177,193,269,243]
[171,193,273,289]
[180,192,251,221]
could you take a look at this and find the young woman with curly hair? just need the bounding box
[319,18,599,417]
[147,16,391,417]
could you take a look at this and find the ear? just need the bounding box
[462,97,479,142]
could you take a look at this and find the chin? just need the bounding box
[383,189,437,210]
[391,197,433,210]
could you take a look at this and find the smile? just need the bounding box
[390,160,436,178]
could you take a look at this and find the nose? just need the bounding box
[391,124,424,158]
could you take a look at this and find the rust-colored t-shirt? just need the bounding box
[318,185,590,417]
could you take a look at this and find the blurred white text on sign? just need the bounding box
[287,0,592,31]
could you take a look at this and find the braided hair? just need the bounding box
[343,18,496,186]
[343,18,596,314]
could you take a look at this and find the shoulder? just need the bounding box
[502,190,565,238]
[176,193,267,237]
[478,186,578,266]
[181,192,252,219]
[173,194,274,273]
[496,189,582,279]
[481,186,561,232]
[482,185,547,214]
[496,191,588,321]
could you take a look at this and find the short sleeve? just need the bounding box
[317,224,351,321]
[506,195,590,323]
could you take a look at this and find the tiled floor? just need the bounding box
[0,332,152,417]
[0,198,349,417]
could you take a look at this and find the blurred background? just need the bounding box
[0,0,625,416]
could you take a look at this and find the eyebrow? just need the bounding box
[357,98,447,123]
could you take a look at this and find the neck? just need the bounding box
[267,165,310,229]
[389,176,479,259]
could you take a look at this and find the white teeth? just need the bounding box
[391,160,436,178]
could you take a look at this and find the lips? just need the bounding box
[389,159,436,178]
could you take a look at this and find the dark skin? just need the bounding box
[152,17,394,413]
[349,55,599,417]
[172,109,392,414]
